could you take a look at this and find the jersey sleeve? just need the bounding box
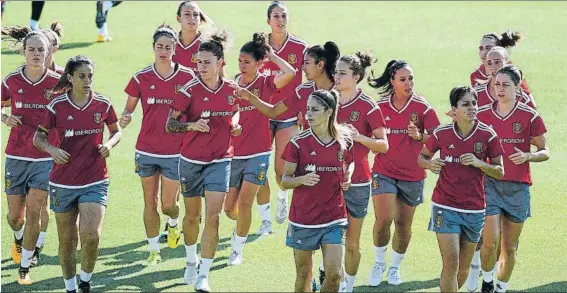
[425,130,441,153]
[105,104,119,125]
[520,79,532,95]
[262,74,277,101]
[487,133,504,159]
[41,105,57,130]
[423,107,441,133]
[530,114,547,138]
[1,79,11,102]
[124,76,142,98]
[282,139,300,163]
[367,106,386,131]
[172,85,192,112]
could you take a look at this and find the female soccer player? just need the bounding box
[174,1,213,70]
[95,1,122,42]
[279,89,354,293]
[262,1,309,224]
[33,55,122,293]
[1,30,60,284]
[418,86,504,293]
[474,47,535,108]
[119,25,195,266]
[41,21,65,74]
[222,32,295,263]
[367,60,440,286]
[476,65,549,293]
[471,30,521,87]
[329,51,389,292]
[166,28,240,292]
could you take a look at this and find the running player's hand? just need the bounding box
[509,147,530,165]
[429,158,446,174]
[300,172,320,186]
[265,44,276,60]
[340,181,351,191]
[3,114,22,127]
[48,147,71,165]
[230,84,254,101]
[119,113,132,129]
[98,144,111,158]
[231,123,242,136]
[460,153,482,168]
[189,119,210,132]
[345,124,360,142]
[407,121,422,141]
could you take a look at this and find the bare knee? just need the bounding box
[501,243,518,260]
[205,212,220,226]
[375,217,393,231]
[346,240,360,256]
[80,230,101,245]
[184,214,200,226]
[482,239,499,252]
[7,213,24,228]
[224,208,237,220]
[161,203,177,216]
[394,218,412,235]
[325,269,342,285]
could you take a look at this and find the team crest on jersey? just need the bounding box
[93,112,102,123]
[191,53,198,64]
[250,88,260,98]
[227,95,235,105]
[409,112,419,124]
[5,178,12,190]
[337,149,345,162]
[175,84,183,94]
[288,53,298,65]
[434,215,443,228]
[474,141,483,154]
[512,122,523,134]
[349,111,360,122]
[44,89,54,100]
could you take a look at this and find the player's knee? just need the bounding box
[161,203,176,216]
[184,214,200,226]
[80,230,101,245]
[501,242,518,259]
[237,196,254,212]
[224,208,238,220]
[325,269,342,285]
[482,238,498,252]
[204,211,221,226]
[375,217,393,231]
[346,240,360,255]
[7,213,23,228]
[394,219,412,237]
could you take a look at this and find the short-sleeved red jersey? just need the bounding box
[426,121,503,212]
[173,34,203,70]
[470,64,532,95]
[281,80,318,130]
[124,63,195,157]
[474,82,535,108]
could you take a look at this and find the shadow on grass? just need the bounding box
[354,278,439,292]
[521,281,567,292]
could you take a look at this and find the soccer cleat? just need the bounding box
[256,220,273,235]
[195,275,211,292]
[318,268,326,288]
[466,263,481,292]
[311,277,321,292]
[167,224,181,249]
[11,237,23,264]
[184,261,199,285]
[275,197,288,224]
[227,250,242,266]
[96,34,112,42]
[30,246,42,267]
[339,280,347,292]
[17,266,32,285]
[481,280,494,293]
[78,280,91,293]
[368,262,386,286]
[145,250,162,266]
[387,267,403,285]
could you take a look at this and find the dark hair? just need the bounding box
[53,55,95,94]
[240,32,269,62]
[267,1,287,18]
[153,24,178,46]
[41,21,64,49]
[1,25,49,51]
[305,41,340,81]
[368,60,410,95]
[199,28,231,60]
[338,51,374,84]
[176,1,208,23]
[482,30,522,48]
[309,89,354,150]
[495,64,522,86]
[449,86,477,108]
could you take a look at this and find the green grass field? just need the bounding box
[2,1,567,292]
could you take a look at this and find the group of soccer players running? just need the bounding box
[1,1,550,293]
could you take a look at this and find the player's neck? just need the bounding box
[241,71,257,84]
[201,75,222,90]
[392,90,411,109]
[455,119,475,138]
[338,87,358,105]
[314,76,334,91]
[311,124,333,144]
[180,29,198,46]
[270,32,288,49]
[496,99,516,116]
[154,61,175,78]
[69,90,89,106]
[23,65,46,82]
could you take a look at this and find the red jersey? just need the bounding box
[474,82,535,108]
[262,34,308,122]
[41,93,118,187]
[2,67,60,161]
[173,34,203,70]
[470,63,532,94]
[374,93,440,181]
[282,129,354,227]
[426,121,503,212]
[477,101,546,185]
[233,73,276,158]
[124,63,195,157]
[337,90,385,185]
[172,76,239,164]
[282,80,318,130]
[53,64,65,75]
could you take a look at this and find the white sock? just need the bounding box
[482,269,494,283]
[258,203,271,222]
[233,234,247,254]
[167,217,179,227]
[374,245,387,264]
[79,269,92,282]
[471,250,481,266]
[345,273,356,292]
[199,258,213,277]
[21,248,34,268]
[64,276,77,291]
[277,189,288,199]
[495,278,508,292]
[148,236,160,252]
[98,23,108,35]
[14,227,24,240]
[36,231,47,248]
[390,250,405,268]
[30,19,39,31]
[185,244,197,264]
[102,0,113,12]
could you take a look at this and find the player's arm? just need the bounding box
[230,107,242,136]
[1,100,21,127]
[231,85,288,119]
[33,126,71,165]
[361,127,389,154]
[510,134,550,164]
[281,161,320,190]
[266,47,296,89]
[460,153,504,179]
[119,96,139,129]
[98,123,122,158]
[165,108,210,133]
[418,145,445,174]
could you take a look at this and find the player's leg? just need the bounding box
[196,190,225,292]
[229,181,262,266]
[294,249,314,292]
[494,218,524,292]
[33,198,49,266]
[54,206,79,293]
[458,234,479,290]
[343,185,370,292]
[224,187,240,220]
[30,1,45,30]
[141,174,161,264]
[225,159,244,221]
[480,214,500,292]
[255,181,272,235]
[159,157,182,250]
[6,195,25,264]
[458,212,485,290]
[273,121,300,224]
[95,0,115,42]
[320,224,347,292]
[436,233,460,292]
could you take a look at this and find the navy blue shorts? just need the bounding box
[179,159,230,197]
[49,181,109,213]
[270,119,298,135]
[286,222,347,251]
[135,151,179,180]
[372,172,424,207]
[428,204,484,243]
[229,154,270,189]
[485,177,531,223]
[4,158,51,195]
[344,184,371,218]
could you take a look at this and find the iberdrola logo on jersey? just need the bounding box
[200,110,211,119]
[15,101,23,109]
[305,164,316,173]
[65,129,75,138]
